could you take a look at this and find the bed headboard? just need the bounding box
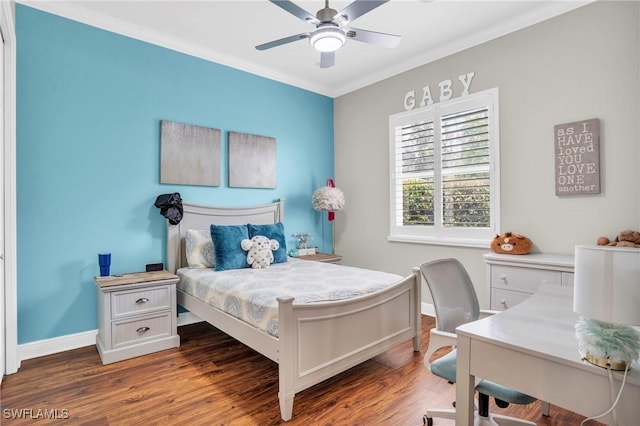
[166,199,285,273]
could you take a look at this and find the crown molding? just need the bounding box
[17,0,593,99]
[17,0,332,96]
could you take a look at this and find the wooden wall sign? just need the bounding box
[554,118,600,196]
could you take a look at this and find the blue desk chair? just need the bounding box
[420,258,538,426]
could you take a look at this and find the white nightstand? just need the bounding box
[297,253,342,264]
[94,270,180,364]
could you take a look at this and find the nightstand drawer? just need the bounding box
[112,313,172,348]
[490,265,562,294]
[111,285,172,319]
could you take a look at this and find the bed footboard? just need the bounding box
[276,268,421,421]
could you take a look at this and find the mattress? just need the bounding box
[177,258,403,337]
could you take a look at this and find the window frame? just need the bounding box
[388,88,500,248]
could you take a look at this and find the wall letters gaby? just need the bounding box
[403,72,475,110]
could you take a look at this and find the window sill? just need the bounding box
[387,234,491,249]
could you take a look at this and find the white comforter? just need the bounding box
[177,258,403,337]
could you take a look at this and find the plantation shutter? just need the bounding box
[393,117,435,226]
[440,107,490,228]
[389,88,499,246]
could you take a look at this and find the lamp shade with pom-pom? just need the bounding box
[312,179,345,222]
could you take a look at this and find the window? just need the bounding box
[388,89,500,247]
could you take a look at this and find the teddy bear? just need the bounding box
[596,230,640,248]
[490,232,532,255]
[241,235,280,269]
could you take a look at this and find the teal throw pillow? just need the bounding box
[248,223,288,264]
[210,224,250,271]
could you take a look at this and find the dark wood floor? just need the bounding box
[1,316,598,425]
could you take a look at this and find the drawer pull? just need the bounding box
[500,299,507,307]
[135,298,150,305]
[136,326,150,333]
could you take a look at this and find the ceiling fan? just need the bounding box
[256,0,401,68]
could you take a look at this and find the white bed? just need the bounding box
[166,199,421,421]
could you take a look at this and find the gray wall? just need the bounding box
[334,1,640,308]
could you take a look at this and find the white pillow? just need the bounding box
[185,229,215,268]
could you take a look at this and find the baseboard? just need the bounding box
[18,329,98,362]
[422,302,435,317]
[177,311,203,327]
[17,312,204,364]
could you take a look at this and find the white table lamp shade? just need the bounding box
[573,245,640,326]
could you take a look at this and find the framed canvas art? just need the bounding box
[228,131,276,189]
[160,120,221,187]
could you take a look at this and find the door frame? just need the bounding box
[2,0,18,376]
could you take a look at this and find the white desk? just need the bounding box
[456,284,640,425]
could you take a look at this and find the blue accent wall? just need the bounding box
[16,5,335,344]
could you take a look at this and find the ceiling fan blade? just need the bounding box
[335,0,389,24]
[256,33,310,51]
[320,52,335,68]
[346,27,401,48]
[269,0,319,24]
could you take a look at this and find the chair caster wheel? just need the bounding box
[422,415,433,426]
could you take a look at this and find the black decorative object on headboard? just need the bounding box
[154,193,183,225]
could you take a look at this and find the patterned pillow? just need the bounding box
[185,229,215,268]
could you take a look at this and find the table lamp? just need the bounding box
[312,178,345,254]
[573,245,640,371]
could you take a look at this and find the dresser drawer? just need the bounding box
[111,285,172,319]
[562,272,574,287]
[491,288,531,311]
[112,312,172,348]
[490,265,562,294]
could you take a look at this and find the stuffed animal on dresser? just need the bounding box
[491,232,532,255]
[597,230,640,248]
[241,235,280,269]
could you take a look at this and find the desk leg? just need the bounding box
[456,335,475,426]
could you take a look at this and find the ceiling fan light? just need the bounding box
[310,27,345,52]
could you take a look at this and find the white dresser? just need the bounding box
[484,252,574,311]
[95,270,180,364]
